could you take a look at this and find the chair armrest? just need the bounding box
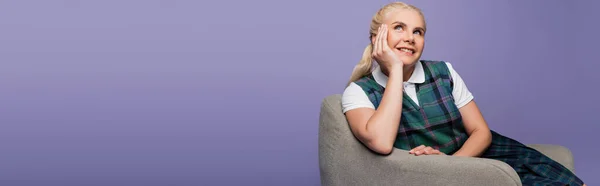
[370,148,521,186]
[321,147,522,186]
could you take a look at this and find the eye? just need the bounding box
[413,30,423,35]
[394,25,403,31]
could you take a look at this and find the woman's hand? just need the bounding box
[372,24,403,70]
[409,145,446,156]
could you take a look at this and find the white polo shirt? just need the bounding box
[342,61,474,113]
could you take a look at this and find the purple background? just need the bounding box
[1,0,598,185]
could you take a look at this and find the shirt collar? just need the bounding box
[372,61,425,88]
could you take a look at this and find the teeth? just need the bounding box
[400,48,413,54]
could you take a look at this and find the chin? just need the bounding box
[394,50,421,66]
[400,56,419,66]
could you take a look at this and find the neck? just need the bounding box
[381,64,416,82]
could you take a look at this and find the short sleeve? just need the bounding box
[341,82,375,113]
[445,62,474,108]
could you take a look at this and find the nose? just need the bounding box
[402,32,415,44]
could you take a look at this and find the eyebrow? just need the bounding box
[391,21,426,32]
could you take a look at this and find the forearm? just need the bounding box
[365,66,404,148]
[452,129,492,157]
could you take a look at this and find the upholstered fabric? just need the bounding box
[319,94,575,186]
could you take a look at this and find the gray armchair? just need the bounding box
[318,94,576,186]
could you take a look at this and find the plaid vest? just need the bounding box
[354,60,468,154]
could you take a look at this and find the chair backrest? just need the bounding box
[318,94,381,185]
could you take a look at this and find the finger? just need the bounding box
[432,148,445,155]
[376,25,383,56]
[378,24,385,55]
[416,146,432,155]
[409,145,425,154]
[423,147,434,154]
[381,24,389,51]
[373,25,382,56]
[412,146,428,155]
[415,145,427,153]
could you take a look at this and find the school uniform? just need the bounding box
[342,60,584,186]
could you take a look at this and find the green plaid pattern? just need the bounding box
[355,60,468,154]
[353,60,584,185]
[482,131,584,186]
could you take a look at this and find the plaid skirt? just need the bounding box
[481,130,584,186]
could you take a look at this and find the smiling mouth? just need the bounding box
[397,47,415,55]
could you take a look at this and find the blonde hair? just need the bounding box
[346,2,425,86]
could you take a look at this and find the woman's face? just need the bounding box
[373,9,426,66]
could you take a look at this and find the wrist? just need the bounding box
[388,64,404,75]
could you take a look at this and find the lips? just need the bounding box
[397,47,415,56]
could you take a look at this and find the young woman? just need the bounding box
[342,2,585,185]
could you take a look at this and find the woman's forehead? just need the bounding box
[383,9,424,27]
